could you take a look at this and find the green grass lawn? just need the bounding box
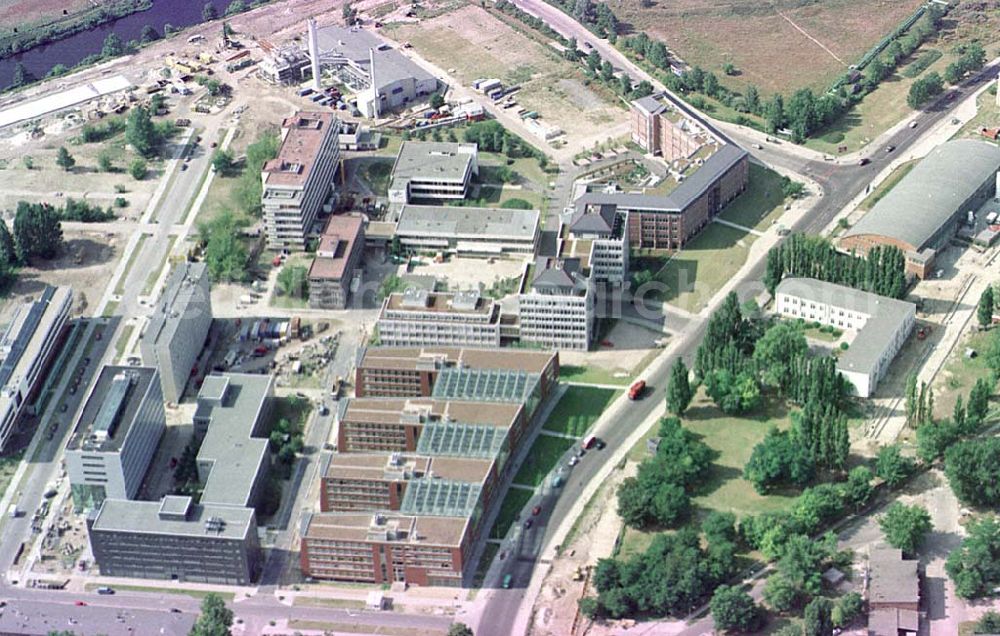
[473,542,501,587]
[490,488,533,539]
[512,433,576,487]
[953,87,999,141]
[858,159,917,211]
[559,365,633,386]
[541,386,619,436]
[934,329,996,420]
[654,224,755,313]
[718,164,788,231]
[84,584,234,601]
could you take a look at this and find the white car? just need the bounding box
[568,456,579,467]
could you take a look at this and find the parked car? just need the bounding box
[531,505,541,516]
[523,519,533,529]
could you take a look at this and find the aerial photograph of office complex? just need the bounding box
[0,0,997,634]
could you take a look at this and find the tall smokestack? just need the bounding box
[307,18,321,91]
[369,47,379,119]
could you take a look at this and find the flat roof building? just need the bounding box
[140,262,211,404]
[376,289,502,349]
[87,496,261,585]
[840,139,1000,278]
[66,366,165,511]
[309,214,365,310]
[86,373,274,585]
[394,204,540,257]
[262,112,341,250]
[868,547,920,636]
[388,142,478,204]
[355,346,559,400]
[0,285,72,452]
[775,278,916,398]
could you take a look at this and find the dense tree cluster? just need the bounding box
[763,234,906,299]
[944,438,1000,508]
[463,121,539,159]
[12,201,63,263]
[761,533,838,612]
[586,526,736,618]
[907,71,944,109]
[944,43,986,85]
[545,0,617,38]
[199,210,249,282]
[946,516,1000,599]
[710,585,763,634]
[616,417,712,528]
[978,286,995,328]
[879,502,932,556]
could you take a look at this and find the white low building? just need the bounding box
[517,256,595,351]
[774,277,916,398]
[388,142,477,204]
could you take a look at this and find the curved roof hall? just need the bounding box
[843,139,1000,251]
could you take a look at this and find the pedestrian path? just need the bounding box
[713,217,764,236]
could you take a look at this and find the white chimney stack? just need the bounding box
[307,18,321,92]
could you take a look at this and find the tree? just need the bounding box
[666,358,693,416]
[844,466,874,509]
[744,427,814,493]
[447,623,474,636]
[710,585,762,633]
[979,286,995,328]
[722,62,737,76]
[430,93,445,109]
[907,71,944,109]
[976,611,1000,634]
[211,149,234,176]
[125,105,158,157]
[875,444,914,488]
[946,516,1000,599]
[865,56,887,86]
[945,438,1000,507]
[916,419,959,463]
[803,597,835,636]
[225,0,246,16]
[140,24,160,44]
[101,33,124,58]
[12,201,63,262]
[763,573,798,613]
[10,62,30,89]
[0,220,16,266]
[189,592,233,636]
[753,321,807,392]
[703,511,738,545]
[97,150,115,173]
[705,369,761,415]
[129,158,148,180]
[879,502,932,556]
[744,84,761,115]
[200,210,248,282]
[55,146,75,172]
[277,265,309,299]
[834,592,863,628]
[967,377,991,425]
[202,2,218,21]
[764,94,784,134]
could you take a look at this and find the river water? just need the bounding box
[0,0,233,89]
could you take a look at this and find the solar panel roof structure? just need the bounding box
[431,367,539,403]
[416,421,508,458]
[399,478,482,518]
[0,286,54,388]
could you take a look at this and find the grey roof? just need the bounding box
[569,205,616,235]
[195,373,273,507]
[396,205,539,241]
[315,25,435,92]
[67,366,158,453]
[844,139,1000,251]
[143,262,210,350]
[775,277,915,374]
[531,256,585,292]
[574,143,747,213]
[869,547,920,605]
[91,497,254,540]
[391,142,476,191]
[632,94,666,116]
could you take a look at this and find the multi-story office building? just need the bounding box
[300,512,471,586]
[376,289,502,349]
[354,347,559,400]
[517,256,595,351]
[140,262,211,405]
[0,285,72,451]
[66,366,165,510]
[87,495,261,585]
[86,373,273,585]
[318,452,495,514]
[559,204,629,283]
[775,278,916,398]
[393,205,540,257]
[261,112,341,249]
[387,142,478,204]
[308,214,365,310]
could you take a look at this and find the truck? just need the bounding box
[582,435,597,450]
[7,504,20,519]
[628,380,646,400]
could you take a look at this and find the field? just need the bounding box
[384,5,622,146]
[953,87,1000,141]
[616,0,923,94]
[620,391,797,558]
[652,223,755,313]
[512,433,575,487]
[559,365,632,386]
[0,0,105,37]
[718,164,788,231]
[540,386,619,437]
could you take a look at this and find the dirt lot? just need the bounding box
[384,5,623,146]
[0,229,120,321]
[617,0,923,94]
